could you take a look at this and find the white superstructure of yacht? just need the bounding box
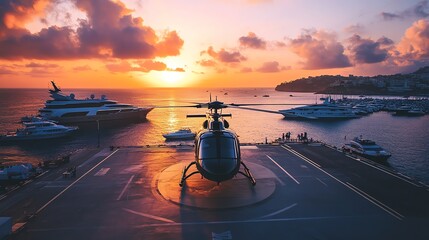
[279,98,359,120]
[39,81,153,124]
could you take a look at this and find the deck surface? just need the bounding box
[1,143,429,240]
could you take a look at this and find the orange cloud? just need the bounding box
[1,0,50,30]
[201,46,247,63]
[256,61,289,73]
[106,60,174,73]
[0,0,184,60]
[396,19,429,61]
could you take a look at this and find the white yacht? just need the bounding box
[279,98,359,120]
[163,128,196,140]
[38,81,153,124]
[1,121,78,142]
[342,137,391,161]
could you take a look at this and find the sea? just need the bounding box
[0,88,428,185]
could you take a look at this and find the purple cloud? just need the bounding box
[239,32,267,49]
[347,35,394,64]
[289,30,351,69]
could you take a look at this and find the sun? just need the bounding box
[160,71,185,86]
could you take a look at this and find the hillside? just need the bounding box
[275,67,429,95]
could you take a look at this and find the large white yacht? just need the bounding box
[1,121,78,142]
[342,137,391,161]
[38,82,153,124]
[279,98,359,120]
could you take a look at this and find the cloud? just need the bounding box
[240,67,253,73]
[0,66,14,75]
[381,12,401,21]
[197,59,217,67]
[347,35,394,64]
[0,0,184,60]
[344,24,365,35]
[396,19,429,63]
[73,65,92,71]
[201,46,247,63]
[0,0,50,34]
[274,41,287,48]
[381,1,429,21]
[26,62,59,68]
[105,60,182,73]
[168,67,185,72]
[256,61,289,73]
[135,60,167,72]
[288,30,351,69]
[239,32,267,49]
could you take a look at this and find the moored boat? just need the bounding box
[163,128,196,140]
[0,121,78,142]
[342,137,391,161]
[279,98,359,120]
[38,81,153,124]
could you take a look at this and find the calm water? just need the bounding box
[0,88,428,184]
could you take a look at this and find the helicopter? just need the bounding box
[160,96,298,187]
[180,99,255,187]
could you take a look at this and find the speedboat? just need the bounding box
[342,137,391,161]
[163,128,196,140]
[279,98,359,120]
[38,81,153,124]
[0,121,78,142]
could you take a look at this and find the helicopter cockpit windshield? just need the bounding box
[198,133,239,176]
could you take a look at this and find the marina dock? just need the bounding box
[1,143,428,240]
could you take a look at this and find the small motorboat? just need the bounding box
[342,137,391,161]
[162,128,196,140]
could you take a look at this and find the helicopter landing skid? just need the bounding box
[179,161,199,187]
[238,162,256,186]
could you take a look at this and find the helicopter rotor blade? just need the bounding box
[227,105,283,115]
[229,103,305,106]
[151,104,203,108]
[186,114,207,118]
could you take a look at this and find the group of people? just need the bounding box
[281,131,311,142]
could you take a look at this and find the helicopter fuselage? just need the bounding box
[194,128,241,183]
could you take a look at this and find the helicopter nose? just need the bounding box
[200,158,238,175]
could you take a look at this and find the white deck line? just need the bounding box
[281,146,403,221]
[117,175,135,201]
[266,155,300,184]
[36,149,119,214]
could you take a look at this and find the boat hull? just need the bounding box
[46,108,153,124]
[280,112,359,120]
[343,145,391,161]
[163,134,196,140]
[0,128,77,142]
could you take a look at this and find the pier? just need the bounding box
[1,143,428,240]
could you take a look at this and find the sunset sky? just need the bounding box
[1,0,429,88]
